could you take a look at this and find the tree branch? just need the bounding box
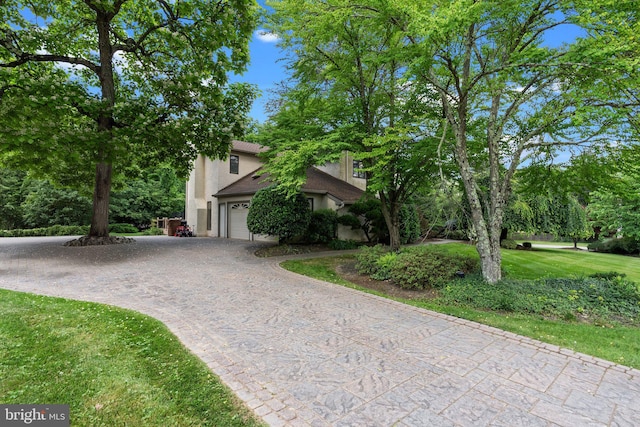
[0,53,99,73]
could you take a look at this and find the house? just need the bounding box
[185,140,368,240]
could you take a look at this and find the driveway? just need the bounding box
[1,236,639,426]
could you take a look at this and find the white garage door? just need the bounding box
[228,201,251,240]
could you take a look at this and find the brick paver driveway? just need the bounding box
[1,236,639,426]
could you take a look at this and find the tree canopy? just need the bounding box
[1,0,258,240]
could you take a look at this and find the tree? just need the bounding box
[0,168,28,230]
[260,0,446,250]
[562,196,591,248]
[588,147,640,242]
[110,165,185,227]
[1,0,257,241]
[21,181,93,228]
[354,0,637,283]
[338,196,420,244]
[502,177,593,248]
[246,185,311,243]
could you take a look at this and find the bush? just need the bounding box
[500,239,518,250]
[440,276,640,323]
[247,185,311,243]
[304,209,338,243]
[0,225,89,237]
[372,252,398,281]
[109,223,139,234]
[588,271,626,280]
[143,227,165,236]
[355,245,390,276]
[337,214,361,229]
[400,204,421,244]
[389,245,480,289]
[588,237,640,255]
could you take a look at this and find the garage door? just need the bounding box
[228,201,251,240]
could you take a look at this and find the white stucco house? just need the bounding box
[185,140,368,240]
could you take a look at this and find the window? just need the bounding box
[352,160,366,179]
[206,201,212,230]
[230,155,239,174]
[308,198,314,211]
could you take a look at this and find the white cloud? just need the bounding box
[255,30,279,43]
[112,50,129,74]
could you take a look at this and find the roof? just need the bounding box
[214,167,365,204]
[231,140,268,155]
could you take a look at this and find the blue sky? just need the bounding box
[230,27,284,124]
[228,0,284,124]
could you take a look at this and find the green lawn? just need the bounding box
[0,290,264,427]
[433,242,640,282]
[282,245,640,369]
[504,247,640,282]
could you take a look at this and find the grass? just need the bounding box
[0,290,265,427]
[281,246,640,369]
[503,247,640,282]
[431,242,640,282]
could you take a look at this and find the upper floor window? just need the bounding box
[352,160,366,179]
[230,155,239,174]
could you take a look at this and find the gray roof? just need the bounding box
[214,167,365,204]
[231,140,268,155]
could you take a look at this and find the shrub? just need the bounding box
[522,242,532,249]
[109,223,139,234]
[143,227,165,236]
[389,245,480,289]
[247,185,311,243]
[500,239,518,250]
[588,237,640,255]
[400,204,421,244]
[372,252,397,281]
[440,276,640,323]
[304,209,338,243]
[588,271,626,280]
[587,240,603,251]
[355,245,389,275]
[0,225,89,237]
[337,214,361,229]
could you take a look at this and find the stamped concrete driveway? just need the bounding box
[1,236,639,426]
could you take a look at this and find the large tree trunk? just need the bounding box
[458,159,504,284]
[89,162,112,237]
[87,11,116,239]
[475,221,503,283]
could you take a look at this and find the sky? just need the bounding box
[229,27,284,124]
[228,1,285,124]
